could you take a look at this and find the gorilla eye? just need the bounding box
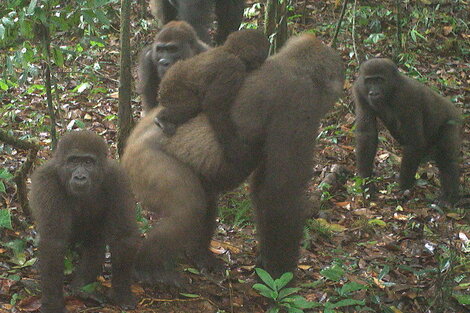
[165,45,178,53]
[84,158,95,166]
[366,77,385,84]
[67,157,80,165]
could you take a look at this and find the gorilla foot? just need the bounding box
[190,251,225,274]
[134,266,189,288]
[109,289,136,310]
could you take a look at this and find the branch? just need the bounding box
[0,129,40,151]
[13,149,39,220]
[0,129,41,221]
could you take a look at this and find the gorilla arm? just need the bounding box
[102,161,140,306]
[398,112,427,190]
[138,46,160,112]
[201,60,249,164]
[354,92,378,179]
[30,166,72,313]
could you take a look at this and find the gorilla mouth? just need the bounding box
[69,182,91,197]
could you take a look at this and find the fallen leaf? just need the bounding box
[210,240,241,254]
[443,26,453,36]
[393,213,410,221]
[298,264,312,270]
[17,296,41,312]
[335,201,351,208]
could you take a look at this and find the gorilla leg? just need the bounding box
[435,125,460,204]
[109,235,139,307]
[251,131,313,279]
[155,0,178,24]
[178,0,213,43]
[132,150,213,285]
[214,0,244,44]
[187,190,224,272]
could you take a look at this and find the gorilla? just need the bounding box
[30,131,140,313]
[123,34,344,285]
[149,0,245,44]
[353,58,462,204]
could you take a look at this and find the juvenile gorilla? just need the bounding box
[154,29,270,163]
[123,34,344,284]
[150,0,245,44]
[353,58,461,204]
[30,131,140,313]
[138,21,209,113]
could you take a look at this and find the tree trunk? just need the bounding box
[117,0,134,157]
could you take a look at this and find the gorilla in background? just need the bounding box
[137,21,209,113]
[149,0,245,44]
[353,58,461,205]
[123,34,344,285]
[30,131,140,313]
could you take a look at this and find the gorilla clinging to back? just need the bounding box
[154,29,270,164]
[150,0,245,44]
[353,58,461,204]
[123,34,344,284]
[30,131,139,313]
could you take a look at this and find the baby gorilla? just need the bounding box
[30,131,140,313]
[354,58,462,204]
[154,29,270,163]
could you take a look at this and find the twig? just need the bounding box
[302,0,308,25]
[331,0,350,48]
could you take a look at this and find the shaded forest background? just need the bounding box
[0,0,469,312]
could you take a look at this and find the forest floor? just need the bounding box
[0,0,469,312]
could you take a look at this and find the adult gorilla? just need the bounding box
[123,34,344,285]
[150,0,245,44]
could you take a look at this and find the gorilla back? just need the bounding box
[123,33,344,283]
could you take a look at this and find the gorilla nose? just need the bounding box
[73,175,87,184]
[368,91,380,97]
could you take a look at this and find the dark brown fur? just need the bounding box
[137,21,209,113]
[122,34,344,284]
[353,58,461,204]
[149,0,245,44]
[30,131,140,313]
[155,29,270,164]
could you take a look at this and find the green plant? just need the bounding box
[253,268,320,313]
[0,168,13,194]
[219,191,253,228]
[318,263,373,312]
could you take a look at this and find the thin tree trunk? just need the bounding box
[265,0,288,54]
[395,0,403,56]
[118,0,134,157]
[41,5,58,150]
[331,0,350,48]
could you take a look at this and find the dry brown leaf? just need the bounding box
[443,26,453,36]
[17,296,41,312]
[210,240,241,254]
[298,264,312,270]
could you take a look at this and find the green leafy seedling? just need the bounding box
[253,268,320,313]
